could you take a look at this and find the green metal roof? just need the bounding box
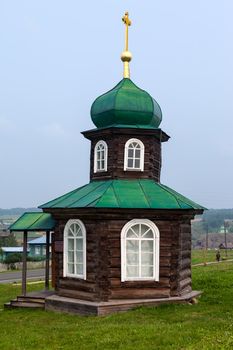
[91,79,162,130]
[39,180,205,210]
[9,212,56,232]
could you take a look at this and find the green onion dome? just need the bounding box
[91,78,162,129]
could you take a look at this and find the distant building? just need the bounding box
[28,236,50,258]
[0,247,29,262]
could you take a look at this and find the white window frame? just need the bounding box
[63,219,86,280]
[42,246,46,256]
[124,138,145,172]
[121,219,159,282]
[35,246,41,255]
[94,140,108,173]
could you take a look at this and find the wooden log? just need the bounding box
[159,258,171,266]
[109,268,121,278]
[181,258,191,269]
[109,239,120,248]
[110,257,121,267]
[86,273,97,281]
[59,278,96,293]
[58,288,98,301]
[109,278,121,287]
[180,250,191,259]
[180,285,192,295]
[109,248,121,257]
[180,242,191,250]
[119,277,170,288]
[179,277,192,290]
[110,288,170,299]
[159,267,171,276]
[179,269,191,280]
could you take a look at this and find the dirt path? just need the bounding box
[192,259,233,267]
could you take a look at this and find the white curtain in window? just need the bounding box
[94,140,108,173]
[64,219,86,279]
[121,220,159,281]
[127,142,141,169]
[124,139,144,171]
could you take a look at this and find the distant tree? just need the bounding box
[4,253,22,270]
[0,233,18,248]
[5,233,17,246]
[202,209,233,231]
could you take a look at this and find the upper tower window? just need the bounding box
[94,140,108,173]
[124,138,145,171]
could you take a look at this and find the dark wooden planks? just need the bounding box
[87,129,162,182]
[46,207,197,302]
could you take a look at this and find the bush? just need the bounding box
[4,253,22,270]
[4,253,22,264]
[27,256,45,262]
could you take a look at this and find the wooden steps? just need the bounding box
[4,291,54,310]
[5,295,45,309]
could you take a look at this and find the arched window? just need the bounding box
[94,140,108,173]
[121,219,159,282]
[63,219,86,279]
[124,138,145,171]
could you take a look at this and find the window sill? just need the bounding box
[64,274,85,280]
[94,170,108,173]
[121,278,159,282]
[120,280,160,288]
[124,169,144,172]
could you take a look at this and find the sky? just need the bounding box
[0,0,232,209]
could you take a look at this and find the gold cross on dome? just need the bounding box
[122,12,131,51]
[122,11,131,27]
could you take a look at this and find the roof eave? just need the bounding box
[42,207,204,215]
[82,127,170,142]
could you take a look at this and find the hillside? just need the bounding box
[202,208,233,230]
[1,207,233,249]
[0,208,40,217]
[1,208,232,224]
[192,208,233,249]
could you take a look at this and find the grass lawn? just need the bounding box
[0,262,233,350]
[192,249,233,265]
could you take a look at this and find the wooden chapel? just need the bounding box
[8,12,204,315]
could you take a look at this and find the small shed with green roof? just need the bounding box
[9,212,55,296]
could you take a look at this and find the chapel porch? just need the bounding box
[4,212,56,309]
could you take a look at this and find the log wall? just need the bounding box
[90,134,161,182]
[177,222,192,295]
[50,209,195,302]
[81,128,168,182]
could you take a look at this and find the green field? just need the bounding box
[192,248,233,265]
[0,262,233,350]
